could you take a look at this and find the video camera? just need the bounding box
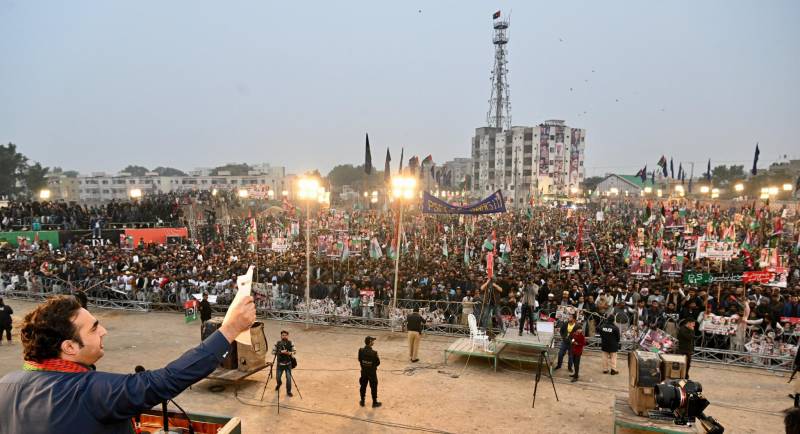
[653,379,724,433]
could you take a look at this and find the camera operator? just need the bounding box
[273,330,295,397]
[676,318,696,379]
[358,336,381,408]
[0,293,255,434]
[479,278,505,335]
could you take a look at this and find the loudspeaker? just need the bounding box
[236,322,268,371]
[202,318,238,369]
[628,351,660,415]
[628,351,660,388]
[659,353,687,380]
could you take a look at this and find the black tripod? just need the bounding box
[532,350,559,408]
[258,353,277,402]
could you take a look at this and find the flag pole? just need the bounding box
[392,201,404,331]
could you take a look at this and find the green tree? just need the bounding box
[212,163,251,176]
[326,164,384,188]
[122,165,149,176]
[24,162,50,198]
[153,166,187,176]
[0,143,28,197]
[710,165,745,187]
[581,176,604,193]
[62,170,79,178]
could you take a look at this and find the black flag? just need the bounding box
[398,148,404,173]
[751,143,760,176]
[364,134,372,175]
[670,158,674,179]
[650,170,655,184]
[706,159,711,182]
[384,148,391,183]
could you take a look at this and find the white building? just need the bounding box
[77,164,287,203]
[594,174,657,198]
[471,120,586,207]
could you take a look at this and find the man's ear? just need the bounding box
[60,339,79,357]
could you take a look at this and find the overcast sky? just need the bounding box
[1,1,798,177]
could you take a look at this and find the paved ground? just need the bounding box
[0,299,790,433]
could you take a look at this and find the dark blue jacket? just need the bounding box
[0,330,230,434]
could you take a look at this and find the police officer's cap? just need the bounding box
[365,336,376,345]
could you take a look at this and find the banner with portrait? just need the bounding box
[695,236,737,261]
[560,251,580,270]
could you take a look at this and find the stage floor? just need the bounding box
[495,331,554,349]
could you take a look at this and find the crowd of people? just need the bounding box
[1,190,799,369]
[0,190,250,232]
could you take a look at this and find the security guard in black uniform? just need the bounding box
[358,336,382,408]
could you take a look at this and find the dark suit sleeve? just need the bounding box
[82,330,230,422]
[374,351,380,369]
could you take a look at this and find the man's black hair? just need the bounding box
[785,407,800,434]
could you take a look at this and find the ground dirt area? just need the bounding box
[0,299,789,433]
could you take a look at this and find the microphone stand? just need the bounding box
[161,401,169,434]
[135,365,195,434]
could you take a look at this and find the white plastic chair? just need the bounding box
[468,313,490,352]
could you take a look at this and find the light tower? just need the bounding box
[487,11,511,131]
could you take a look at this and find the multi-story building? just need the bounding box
[442,158,472,191]
[76,164,287,203]
[45,173,80,202]
[471,120,585,207]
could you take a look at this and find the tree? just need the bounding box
[23,162,49,198]
[122,165,149,176]
[0,143,28,198]
[211,163,251,176]
[63,170,79,178]
[710,165,745,187]
[581,176,604,193]
[153,166,187,176]
[326,164,384,188]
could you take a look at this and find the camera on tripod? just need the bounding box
[627,351,724,432]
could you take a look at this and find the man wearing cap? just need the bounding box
[358,336,382,408]
[405,308,425,363]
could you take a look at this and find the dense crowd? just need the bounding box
[0,190,250,231]
[1,193,799,365]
